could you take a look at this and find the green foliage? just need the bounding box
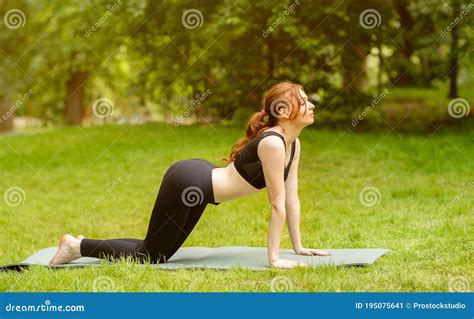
[228,107,254,127]
[0,0,472,131]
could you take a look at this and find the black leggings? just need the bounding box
[80,159,219,263]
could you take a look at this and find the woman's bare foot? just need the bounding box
[49,234,82,265]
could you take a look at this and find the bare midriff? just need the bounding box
[212,136,295,203]
[211,161,260,203]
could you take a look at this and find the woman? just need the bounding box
[49,81,331,269]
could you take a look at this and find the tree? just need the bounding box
[448,0,461,98]
[0,0,32,133]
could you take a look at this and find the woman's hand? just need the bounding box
[295,247,331,256]
[270,258,307,269]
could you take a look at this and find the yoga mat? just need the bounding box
[0,246,390,271]
[0,246,391,271]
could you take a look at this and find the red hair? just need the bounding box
[224,81,304,163]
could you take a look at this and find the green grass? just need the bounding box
[0,123,472,292]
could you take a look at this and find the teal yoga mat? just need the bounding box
[0,246,391,271]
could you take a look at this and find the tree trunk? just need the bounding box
[394,0,414,85]
[0,94,14,133]
[448,0,460,99]
[65,71,88,125]
[265,33,275,80]
[378,43,384,95]
[341,42,367,93]
[394,0,414,60]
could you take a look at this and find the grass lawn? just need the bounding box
[0,123,472,292]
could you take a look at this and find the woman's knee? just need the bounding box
[135,249,167,264]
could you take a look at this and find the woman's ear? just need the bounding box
[269,97,292,119]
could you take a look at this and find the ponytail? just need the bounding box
[223,81,304,163]
[223,112,271,163]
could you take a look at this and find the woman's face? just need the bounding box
[294,89,315,127]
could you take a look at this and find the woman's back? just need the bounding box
[212,129,294,203]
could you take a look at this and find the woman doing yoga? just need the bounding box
[49,81,331,269]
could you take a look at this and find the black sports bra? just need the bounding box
[234,131,296,189]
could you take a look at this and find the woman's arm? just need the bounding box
[259,136,305,268]
[285,138,332,257]
[284,138,303,253]
[259,136,286,264]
